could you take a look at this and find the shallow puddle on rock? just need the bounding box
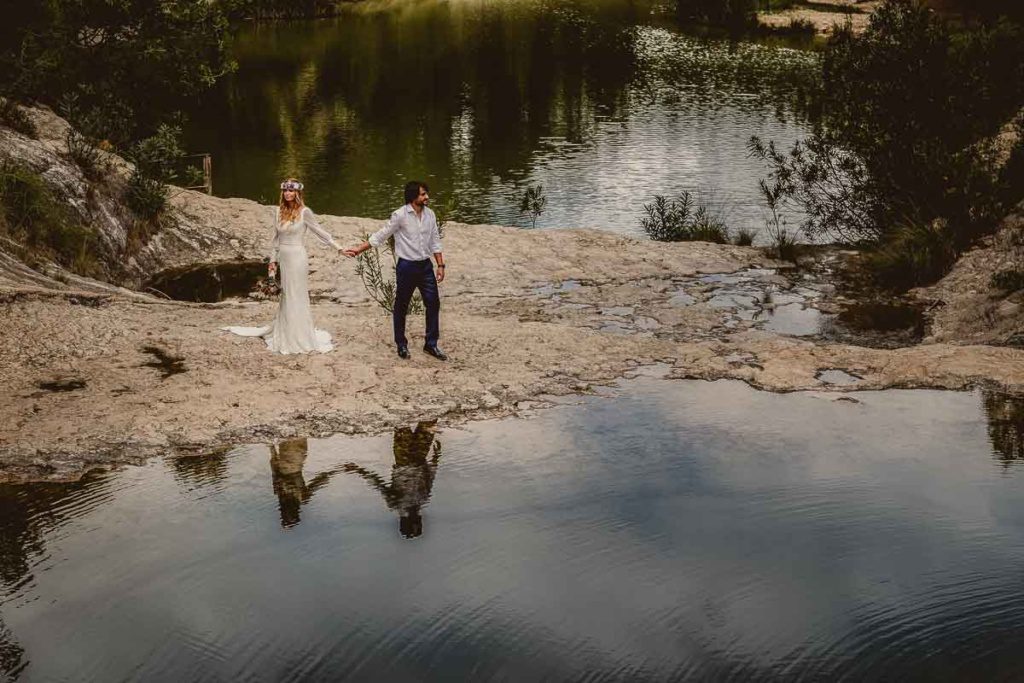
[2,381,1024,679]
[600,306,635,316]
[596,320,634,334]
[669,291,696,306]
[758,302,824,336]
[816,369,863,386]
[532,280,583,297]
[706,292,759,309]
[838,302,925,333]
[824,302,927,348]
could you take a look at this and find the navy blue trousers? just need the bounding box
[394,258,440,348]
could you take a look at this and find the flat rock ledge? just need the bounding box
[4,200,1024,483]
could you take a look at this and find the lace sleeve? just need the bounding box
[269,207,280,262]
[303,207,341,250]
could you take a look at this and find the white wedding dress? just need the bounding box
[223,206,339,354]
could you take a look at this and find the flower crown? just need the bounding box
[280,180,304,191]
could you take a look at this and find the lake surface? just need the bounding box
[184,0,816,235]
[3,377,1024,680]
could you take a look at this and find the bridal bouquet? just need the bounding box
[251,274,280,300]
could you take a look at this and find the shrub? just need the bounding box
[762,0,798,10]
[354,234,423,315]
[676,0,756,29]
[122,124,190,219]
[758,179,800,261]
[783,18,816,34]
[518,185,547,229]
[733,227,758,246]
[992,269,1024,293]
[863,219,958,290]
[64,128,107,181]
[124,171,167,220]
[751,0,1024,288]
[128,124,188,183]
[640,191,729,243]
[0,98,36,138]
[1,0,234,147]
[0,160,100,275]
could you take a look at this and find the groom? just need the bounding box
[344,181,447,361]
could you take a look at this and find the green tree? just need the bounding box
[1,0,234,146]
[750,0,1024,287]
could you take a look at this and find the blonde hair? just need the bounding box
[278,178,306,224]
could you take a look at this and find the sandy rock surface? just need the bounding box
[3,105,1024,483]
[916,205,1024,346]
[4,202,1024,482]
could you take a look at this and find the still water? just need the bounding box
[184,0,816,234]
[3,378,1024,680]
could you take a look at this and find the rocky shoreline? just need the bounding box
[2,105,1023,483]
[4,212,1024,483]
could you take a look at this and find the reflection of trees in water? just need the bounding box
[169,446,232,489]
[0,476,100,594]
[190,0,645,217]
[342,421,442,539]
[983,390,1024,467]
[0,475,108,679]
[0,619,25,680]
[270,438,340,528]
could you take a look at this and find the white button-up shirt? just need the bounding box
[368,204,442,261]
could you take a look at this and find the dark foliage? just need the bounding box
[991,269,1024,293]
[676,0,757,28]
[0,161,100,276]
[223,0,340,20]
[750,0,1024,288]
[641,192,730,243]
[733,227,758,246]
[127,124,189,184]
[0,98,36,138]
[121,124,193,219]
[125,172,167,220]
[0,0,234,147]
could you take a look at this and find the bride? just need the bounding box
[223,179,343,354]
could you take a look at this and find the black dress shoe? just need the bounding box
[397,346,411,359]
[423,345,448,361]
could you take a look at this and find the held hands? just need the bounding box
[268,261,277,277]
[342,247,359,258]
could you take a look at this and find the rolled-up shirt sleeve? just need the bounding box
[368,210,402,249]
[429,211,442,254]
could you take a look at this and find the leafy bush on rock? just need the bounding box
[750,0,1024,289]
[641,191,729,244]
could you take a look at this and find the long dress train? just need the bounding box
[222,206,340,354]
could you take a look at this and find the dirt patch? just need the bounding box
[758,0,881,34]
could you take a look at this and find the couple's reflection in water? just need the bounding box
[342,421,442,539]
[269,438,340,528]
[269,421,441,538]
